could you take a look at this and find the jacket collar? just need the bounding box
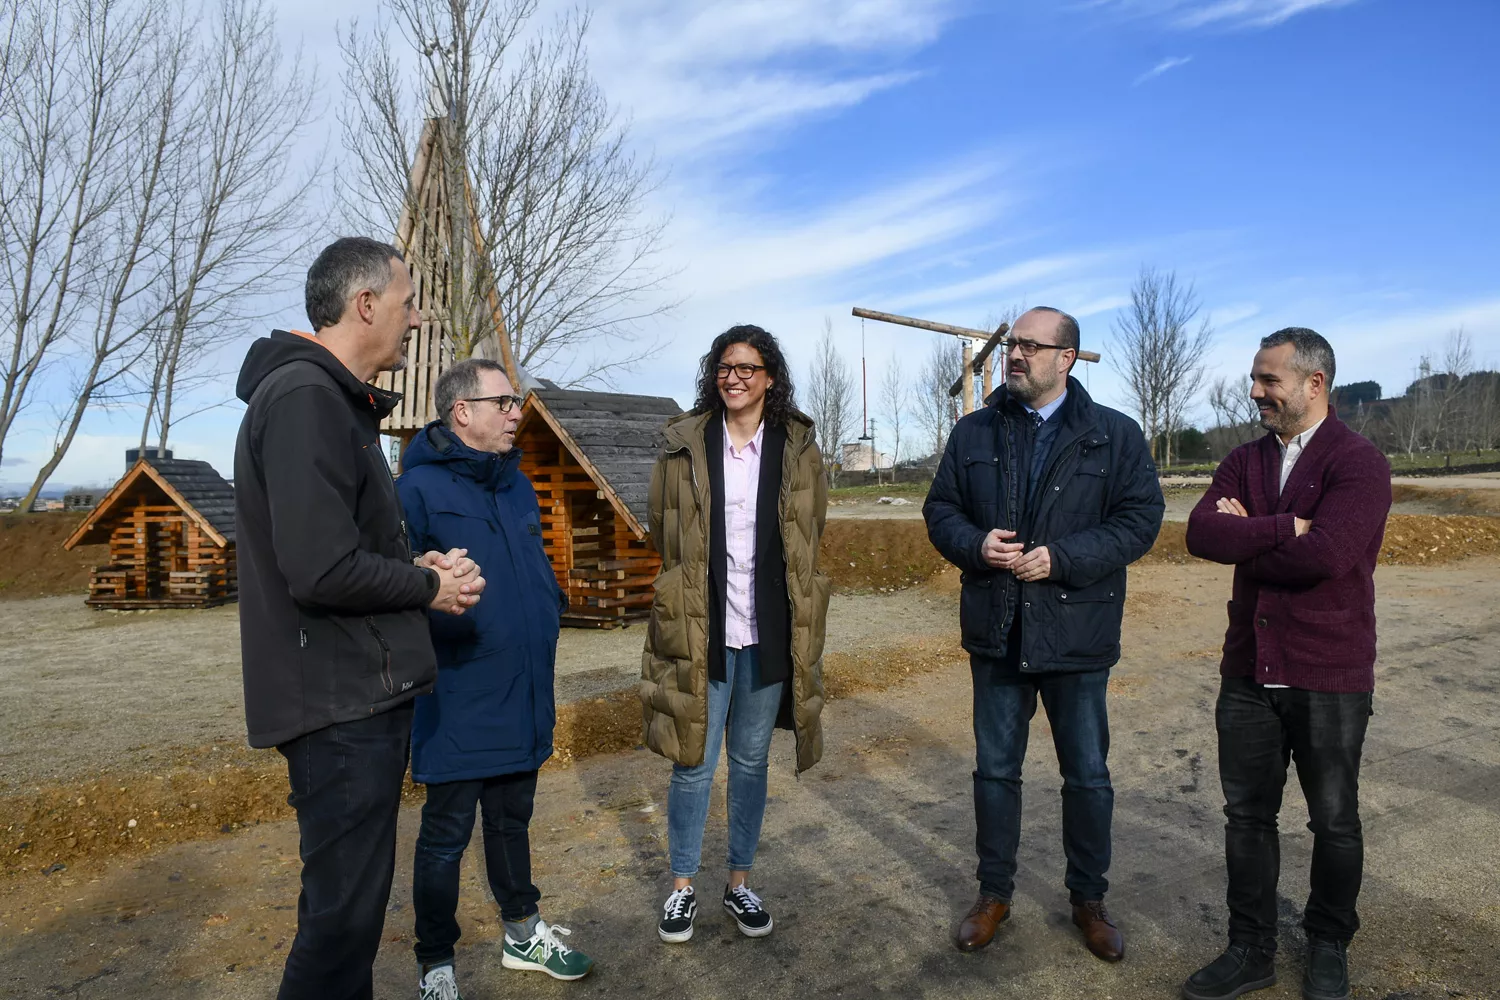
[1271,407,1344,512]
[663,406,816,457]
[985,375,1107,445]
[411,422,521,489]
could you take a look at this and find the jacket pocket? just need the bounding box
[963,451,1001,506]
[649,563,691,662]
[1287,603,1374,666]
[959,573,997,648]
[1050,577,1123,661]
[1060,463,1109,516]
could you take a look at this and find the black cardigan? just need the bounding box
[704,417,793,685]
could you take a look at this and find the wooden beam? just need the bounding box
[852,307,1102,365]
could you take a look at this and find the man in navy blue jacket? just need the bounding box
[397,358,593,998]
[925,307,1163,962]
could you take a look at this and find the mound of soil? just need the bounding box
[1140,514,1500,566]
[0,512,103,599]
[820,519,949,591]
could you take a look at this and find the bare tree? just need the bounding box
[0,0,150,472]
[805,318,856,486]
[1207,375,1260,448]
[1110,266,1214,468]
[1429,328,1473,456]
[339,0,672,386]
[879,360,905,469]
[137,0,321,454]
[916,337,962,458]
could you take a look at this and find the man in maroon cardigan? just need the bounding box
[1181,329,1391,1000]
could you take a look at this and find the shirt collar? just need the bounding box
[1023,388,1068,424]
[724,415,765,456]
[1277,415,1327,453]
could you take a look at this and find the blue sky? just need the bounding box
[7,0,1498,489]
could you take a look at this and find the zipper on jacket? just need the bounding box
[365,617,394,695]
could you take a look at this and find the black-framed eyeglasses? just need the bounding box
[1008,339,1075,358]
[715,363,767,380]
[460,394,520,413]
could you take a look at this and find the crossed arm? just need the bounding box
[1186,448,1390,585]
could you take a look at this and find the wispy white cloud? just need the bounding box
[581,0,964,156]
[1134,55,1193,85]
[1086,0,1360,31]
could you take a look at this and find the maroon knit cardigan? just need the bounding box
[1185,412,1392,692]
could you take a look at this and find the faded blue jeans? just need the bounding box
[667,645,785,878]
[971,654,1114,904]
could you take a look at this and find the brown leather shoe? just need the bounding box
[1072,900,1125,962]
[955,895,1010,952]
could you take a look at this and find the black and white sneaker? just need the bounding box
[723,884,774,938]
[658,886,697,943]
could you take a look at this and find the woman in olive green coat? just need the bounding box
[639,324,830,945]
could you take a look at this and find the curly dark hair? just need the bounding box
[692,324,798,427]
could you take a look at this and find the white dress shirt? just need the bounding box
[723,417,764,649]
[1277,416,1326,495]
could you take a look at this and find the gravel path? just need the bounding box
[0,582,960,789]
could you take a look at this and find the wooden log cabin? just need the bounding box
[516,388,682,627]
[62,456,236,609]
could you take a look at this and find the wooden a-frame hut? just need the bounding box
[517,388,681,627]
[62,456,236,609]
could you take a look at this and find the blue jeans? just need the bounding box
[971,655,1113,904]
[668,645,785,878]
[412,770,540,966]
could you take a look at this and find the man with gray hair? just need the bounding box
[1183,328,1391,1000]
[235,236,486,999]
[397,359,594,997]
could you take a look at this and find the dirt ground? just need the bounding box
[2,547,1498,998]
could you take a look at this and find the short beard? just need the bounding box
[1006,368,1055,405]
[1259,395,1308,435]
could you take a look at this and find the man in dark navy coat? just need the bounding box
[924,307,1164,962]
[398,359,593,997]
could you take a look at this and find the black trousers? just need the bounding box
[412,770,541,966]
[275,703,413,1000]
[1216,677,1372,952]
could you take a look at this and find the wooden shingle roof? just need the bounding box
[62,457,235,550]
[526,388,682,532]
[150,459,236,543]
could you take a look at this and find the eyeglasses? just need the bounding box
[715,363,767,380]
[460,394,520,413]
[1008,339,1075,358]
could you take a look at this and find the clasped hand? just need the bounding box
[981,529,1052,582]
[420,547,486,616]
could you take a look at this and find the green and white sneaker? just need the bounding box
[419,963,462,1000]
[501,919,594,981]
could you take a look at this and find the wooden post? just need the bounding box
[982,352,994,399]
[961,340,974,414]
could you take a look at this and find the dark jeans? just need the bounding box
[1216,676,1372,951]
[971,654,1113,903]
[275,703,413,1000]
[413,770,541,966]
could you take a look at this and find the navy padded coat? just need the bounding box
[398,422,564,783]
[923,378,1164,672]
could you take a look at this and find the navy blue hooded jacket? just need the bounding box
[397,421,564,783]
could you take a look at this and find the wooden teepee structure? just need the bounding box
[377,113,518,457]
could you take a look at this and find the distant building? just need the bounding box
[63,491,100,511]
[841,441,892,473]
